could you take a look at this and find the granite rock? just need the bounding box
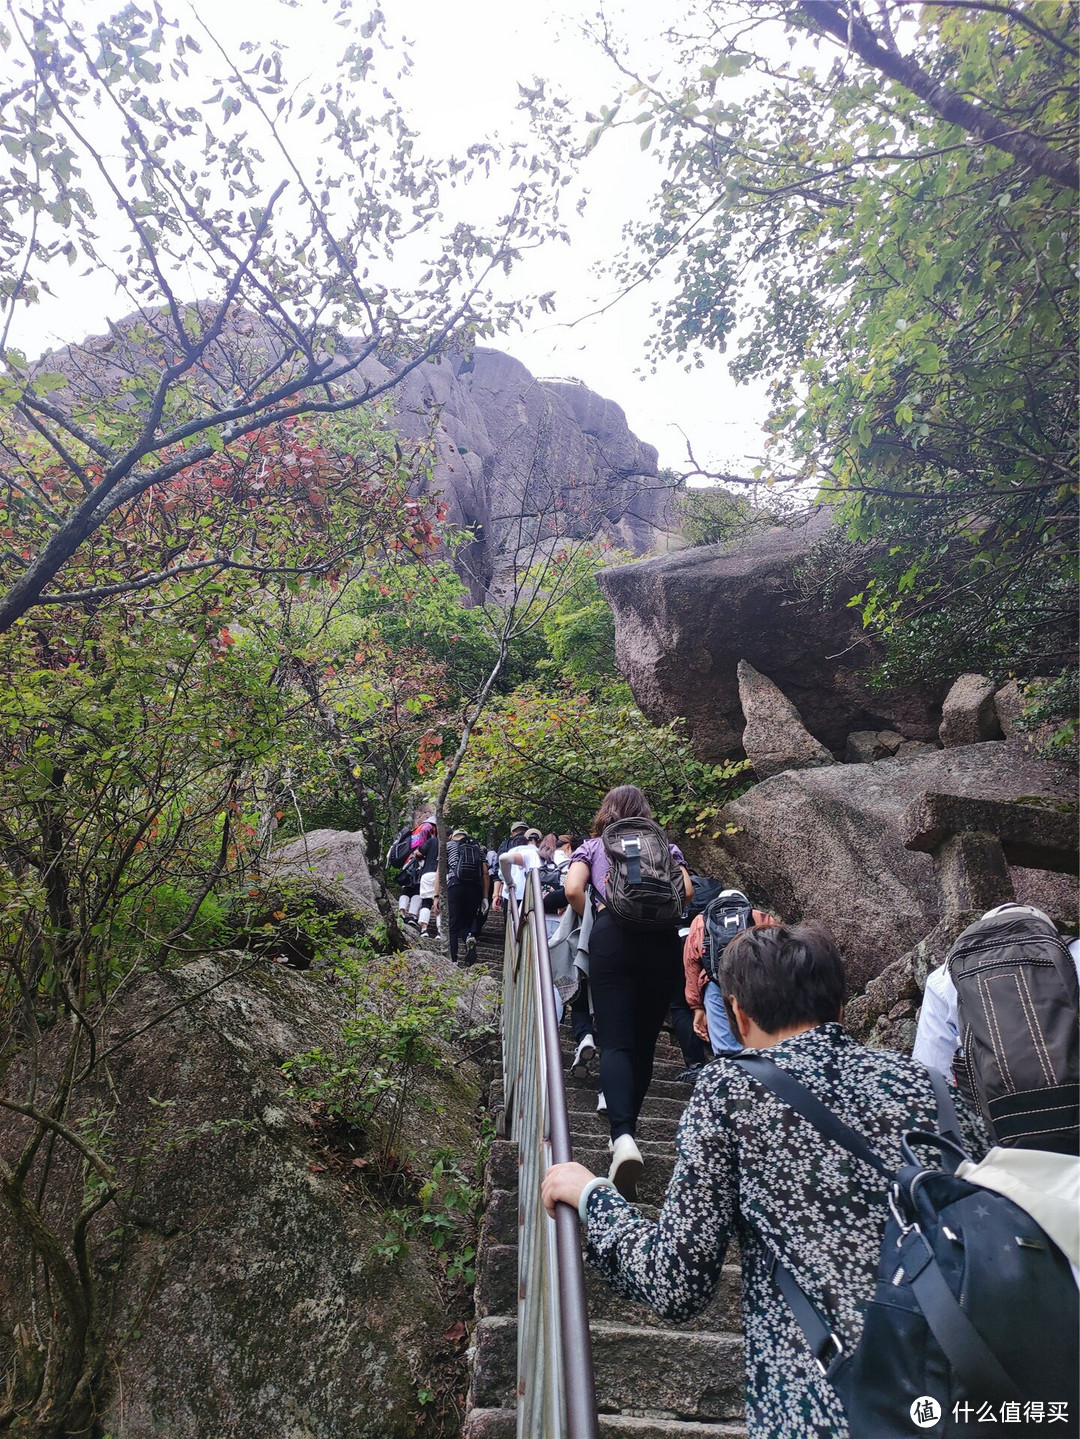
[717,741,1076,989]
[598,509,944,759]
[939,673,1003,748]
[738,660,835,779]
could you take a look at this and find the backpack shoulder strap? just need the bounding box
[734,1053,890,1177]
[923,1065,965,1169]
[734,1053,982,1387]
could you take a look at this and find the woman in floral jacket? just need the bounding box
[543,921,988,1439]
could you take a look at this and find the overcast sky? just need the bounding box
[15,0,784,475]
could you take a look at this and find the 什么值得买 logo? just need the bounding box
[910,1396,942,1428]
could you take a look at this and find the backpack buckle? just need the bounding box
[814,1332,844,1377]
[620,835,643,887]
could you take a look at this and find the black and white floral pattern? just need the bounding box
[582,1022,989,1438]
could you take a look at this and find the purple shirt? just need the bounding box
[570,834,686,898]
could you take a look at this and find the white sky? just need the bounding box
[13,0,785,475]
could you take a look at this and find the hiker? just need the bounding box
[502,826,545,908]
[491,821,528,911]
[913,902,1080,1153]
[414,823,440,935]
[553,832,575,864]
[543,921,995,1439]
[391,817,433,927]
[684,891,776,1054]
[563,785,691,1199]
[445,828,489,965]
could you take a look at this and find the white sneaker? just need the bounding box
[596,1091,607,1113]
[570,1034,597,1077]
[608,1134,643,1201]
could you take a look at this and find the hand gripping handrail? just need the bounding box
[499,856,599,1439]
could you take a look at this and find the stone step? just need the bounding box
[571,1147,677,1206]
[569,1111,681,1145]
[564,1074,698,1104]
[585,1262,741,1335]
[464,1408,747,1438]
[477,1241,742,1333]
[565,1088,688,1122]
[561,1051,693,1083]
[470,1315,744,1421]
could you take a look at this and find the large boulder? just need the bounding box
[938,673,1002,747]
[717,741,1076,989]
[598,509,943,760]
[738,660,835,779]
[265,827,379,917]
[0,953,494,1439]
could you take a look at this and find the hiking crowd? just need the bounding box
[386,788,1079,1439]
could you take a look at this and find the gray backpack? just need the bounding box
[947,910,1079,1153]
[600,816,684,929]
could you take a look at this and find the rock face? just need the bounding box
[598,509,944,760]
[36,313,672,597]
[266,827,379,917]
[0,953,494,1438]
[738,660,835,779]
[717,741,1076,989]
[939,673,1003,747]
[352,348,672,590]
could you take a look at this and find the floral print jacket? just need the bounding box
[582,1022,989,1438]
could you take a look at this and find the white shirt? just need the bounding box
[504,843,542,902]
[553,846,573,865]
[913,935,1080,1075]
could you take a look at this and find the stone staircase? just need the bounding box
[462,913,747,1438]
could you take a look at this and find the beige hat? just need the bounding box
[510,821,528,832]
[450,828,467,839]
[524,827,543,843]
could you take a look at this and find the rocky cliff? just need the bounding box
[33,313,673,596]
[360,347,673,593]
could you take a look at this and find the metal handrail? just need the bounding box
[499,855,599,1439]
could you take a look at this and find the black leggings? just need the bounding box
[588,909,683,1141]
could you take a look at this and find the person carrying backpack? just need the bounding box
[563,785,692,1199]
[491,820,529,912]
[913,902,1080,1154]
[445,827,489,965]
[391,817,433,926]
[544,920,1080,1439]
[683,889,776,1054]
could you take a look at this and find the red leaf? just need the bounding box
[443,1321,468,1343]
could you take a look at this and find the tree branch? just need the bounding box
[799,2,1079,189]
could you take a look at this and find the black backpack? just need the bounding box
[398,848,424,888]
[684,873,725,922]
[947,910,1079,1154]
[447,837,484,886]
[387,824,414,869]
[600,816,685,929]
[701,890,755,984]
[736,1053,1079,1438]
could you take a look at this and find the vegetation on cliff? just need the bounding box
[542,1,1077,685]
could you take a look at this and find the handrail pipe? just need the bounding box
[499,855,599,1439]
